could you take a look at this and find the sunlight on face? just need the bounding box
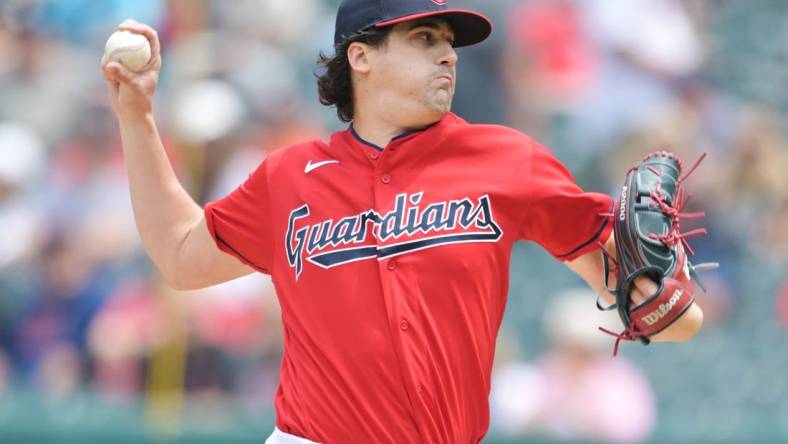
[368,18,458,125]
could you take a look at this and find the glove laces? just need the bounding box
[646,152,708,255]
[598,326,641,357]
[596,151,711,356]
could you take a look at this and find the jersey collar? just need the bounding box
[348,121,440,151]
[335,113,461,162]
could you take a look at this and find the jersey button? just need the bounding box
[387,260,397,271]
[416,383,423,393]
[381,174,391,184]
[369,151,380,160]
[400,319,409,331]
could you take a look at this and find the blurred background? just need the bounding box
[0,0,786,443]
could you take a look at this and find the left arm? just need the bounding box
[566,232,704,342]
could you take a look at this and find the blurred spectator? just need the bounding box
[0,122,47,268]
[170,80,246,146]
[87,280,170,400]
[726,109,788,205]
[186,273,281,400]
[503,0,596,142]
[36,342,83,400]
[492,288,656,443]
[9,232,111,385]
[573,0,706,152]
[1,0,165,45]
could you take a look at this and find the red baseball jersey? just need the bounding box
[205,113,612,443]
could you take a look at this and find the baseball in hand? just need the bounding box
[104,30,151,72]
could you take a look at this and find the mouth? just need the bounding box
[435,73,454,88]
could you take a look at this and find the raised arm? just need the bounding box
[101,20,253,289]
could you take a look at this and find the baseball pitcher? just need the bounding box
[101,0,708,442]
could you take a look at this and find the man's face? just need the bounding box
[365,18,458,124]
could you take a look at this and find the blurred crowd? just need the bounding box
[0,0,786,443]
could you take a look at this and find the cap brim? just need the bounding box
[375,9,492,48]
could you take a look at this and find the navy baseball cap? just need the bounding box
[334,0,492,48]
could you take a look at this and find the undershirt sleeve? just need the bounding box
[204,159,274,274]
[519,141,614,262]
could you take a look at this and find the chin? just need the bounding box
[428,99,451,112]
[427,105,451,116]
[425,99,452,117]
[406,94,452,127]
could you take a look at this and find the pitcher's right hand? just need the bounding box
[101,19,162,120]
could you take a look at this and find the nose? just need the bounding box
[439,44,458,67]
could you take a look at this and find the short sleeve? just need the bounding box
[520,142,613,261]
[204,159,274,274]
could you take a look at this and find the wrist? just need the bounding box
[117,110,155,126]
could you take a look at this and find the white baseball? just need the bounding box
[104,30,152,72]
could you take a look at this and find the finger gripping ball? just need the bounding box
[104,30,151,72]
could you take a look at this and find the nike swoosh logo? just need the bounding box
[305,160,339,174]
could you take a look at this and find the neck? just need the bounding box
[352,102,444,148]
[352,112,410,148]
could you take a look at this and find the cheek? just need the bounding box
[375,53,432,93]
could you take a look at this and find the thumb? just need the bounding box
[105,61,137,85]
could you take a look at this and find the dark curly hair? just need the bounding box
[316,27,391,123]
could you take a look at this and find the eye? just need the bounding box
[418,32,434,43]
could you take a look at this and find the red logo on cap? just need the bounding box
[431,0,447,4]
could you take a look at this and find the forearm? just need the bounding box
[602,234,703,342]
[102,20,254,290]
[567,233,617,306]
[118,114,202,282]
[611,247,704,343]
[568,234,704,343]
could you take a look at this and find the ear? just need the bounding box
[347,42,372,75]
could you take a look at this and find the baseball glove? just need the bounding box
[598,151,717,355]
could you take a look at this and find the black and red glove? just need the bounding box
[599,151,717,355]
